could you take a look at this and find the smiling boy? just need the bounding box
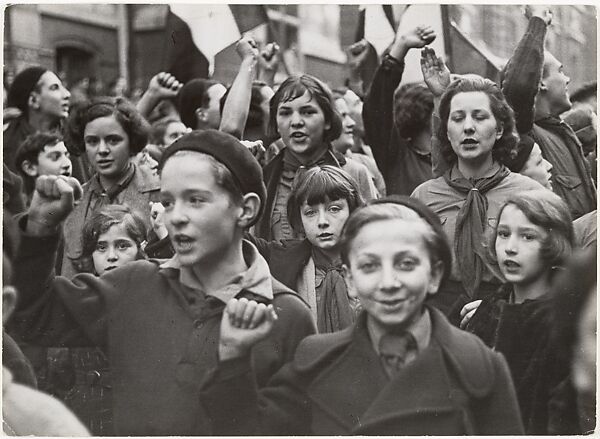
[9,129,315,435]
[15,132,72,204]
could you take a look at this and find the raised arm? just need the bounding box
[219,37,259,139]
[136,72,182,119]
[9,176,117,348]
[257,43,280,89]
[420,47,452,177]
[363,26,436,169]
[201,299,312,435]
[501,6,552,134]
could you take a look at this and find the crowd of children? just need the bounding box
[2,5,596,436]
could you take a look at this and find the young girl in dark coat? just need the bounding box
[10,205,148,435]
[250,165,364,332]
[202,196,524,435]
[461,188,576,434]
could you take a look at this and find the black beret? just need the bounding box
[506,134,535,173]
[7,66,47,114]
[370,194,453,285]
[159,129,266,226]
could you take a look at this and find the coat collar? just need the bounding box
[304,307,495,431]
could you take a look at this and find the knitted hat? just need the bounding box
[7,66,48,114]
[159,129,266,226]
[506,134,535,173]
[176,78,219,129]
[370,195,453,285]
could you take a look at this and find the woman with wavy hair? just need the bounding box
[412,75,542,314]
[61,97,159,278]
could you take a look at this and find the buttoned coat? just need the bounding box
[202,307,524,435]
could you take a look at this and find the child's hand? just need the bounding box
[27,175,82,236]
[399,25,436,49]
[240,139,266,163]
[147,72,182,100]
[346,39,370,70]
[235,37,259,62]
[524,5,552,25]
[459,299,482,329]
[420,47,451,98]
[258,43,280,72]
[218,298,278,361]
[150,201,168,240]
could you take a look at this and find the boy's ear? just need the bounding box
[237,193,261,229]
[195,107,208,123]
[21,160,39,178]
[2,285,17,325]
[427,261,444,295]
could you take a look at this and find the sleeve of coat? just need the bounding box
[501,16,547,134]
[473,351,525,435]
[363,55,405,172]
[11,224,123,349]
[200,356,313,435]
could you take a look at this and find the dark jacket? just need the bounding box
[9,229,316,436]
[363,55,433,195]
[466,285,577,434]
[201,308,524,435]
[501,16,596,219]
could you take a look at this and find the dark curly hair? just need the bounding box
[268,75,342,143]
[437,77,518,166]
[65,96,149,156]
[79,204,148,274]
[393,82,433,139]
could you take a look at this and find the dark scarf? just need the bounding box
[90,163,136,211]
[312,247,355,333]
[443,164,510,298]
[282,146,346,175]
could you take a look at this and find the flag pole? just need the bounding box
[440,5,455,72]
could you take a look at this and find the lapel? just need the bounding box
[258,152,284,239]
[305,308,493,432]
[304,314,389,430]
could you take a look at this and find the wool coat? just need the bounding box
[10,230,316,436]
[201,308,524,435]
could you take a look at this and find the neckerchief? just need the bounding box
[89,162,136,211]
[443,164,510,298]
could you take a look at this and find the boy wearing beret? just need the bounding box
[9,130,316,435]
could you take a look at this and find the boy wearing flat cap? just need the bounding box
[9,129,316,435]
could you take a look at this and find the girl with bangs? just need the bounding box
[460,189,577,434]
[250,165,364,332]
[255,74,377,242]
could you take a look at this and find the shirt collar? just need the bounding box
[90,162,135,194]
[369,308,432,355]
[160,239,273,303]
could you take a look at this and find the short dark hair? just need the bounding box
[177,78,220,129]
[487,189,574,271]
[14,132,64,192]
[437,76,518,166]
[80,204,148,273]
[65,97,149,156]
[394,83,433,139]
[286,165,365,233]
[268,75,342,143]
